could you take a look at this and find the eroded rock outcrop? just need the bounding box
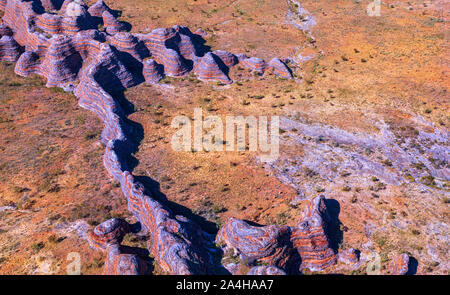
[291,196,337,272]
[88,0,112,18]
[387,253,410,275]
[240,56,267,74]
[213,50,238,67]
[102,10,125,35]
[338,248,359,265]
[0,35,21,61]
[87,218,151,275]
[0,0,313,276]
[143,58,163,84]
[268,58,293,79]
[216,217,292,271]
[194,52,231,84]
[216,196,337,274]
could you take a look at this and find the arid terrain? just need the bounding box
[0,0,448,274]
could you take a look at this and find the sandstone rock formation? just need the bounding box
[268,58,293,79]
[216,217,292,270]
[0,0,315,276]
[88,0,112,18]
[338,248,359,265]
[102,10,126,35]
[143,58,163,84]
[87,218,131,251]
[213,50,238,67]
[0,35,21,61]
[240,56,267,74]
[87,218,151,275]
[388,253,410,275]
[291,196,337,272]
[216,196,337,274]
[194,52,231,84]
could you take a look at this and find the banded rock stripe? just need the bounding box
[216,217,292,272]
[88,0,112,18]
[143,58,163,84]
[388,253,410,275]
[102,10,125,35]
[217,195,338,273]
[337,248,359,265]
[290,196,337,272]
[194,52,231,84]
[268,58,293,79]
[0,35,22,61]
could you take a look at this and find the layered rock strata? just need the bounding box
[0,0,331,275]
[216,196,337,274]
[388,253,410,275]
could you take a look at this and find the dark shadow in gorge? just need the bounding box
[324,198,343,253]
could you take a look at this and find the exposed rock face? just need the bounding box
[39,34,82,87]
[14,50,40,75]
[290,196,337,272]
[247,266,286,275]
[388,253,410,275]
[87,218,151,275]
[216,196,337,274]
[108,32,149,61]
[216,217,292,269]
[88,0,112,18]
[143,58,163,84]
[194,52,231,84]
[213,50,238,67]
[104,244,151,275]
[240,57,267,73]
[0,35,22,61]
[0,0,302,276]
[268,58,293,79]
[90,43,138,92]
[102,10,125,35]
[87,218,131,250]
[0,0,6,11]
[338,248,359,265]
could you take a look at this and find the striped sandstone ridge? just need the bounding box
[216,218,294,273]
[247,266,287,275]
[107,32,149,62]
[291,196,337,272]
[0,34,22,61]
[194,52,231,84]
[0,0,309,275]
[87,218,151,275]
[268,58,293,79]
[87,0,112,18]
[212,50,238,67]
[143,58,163,84]
[387,254,410,275]
[102,10,125,35]
[239,56,268,74]
[216,196,337,274]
